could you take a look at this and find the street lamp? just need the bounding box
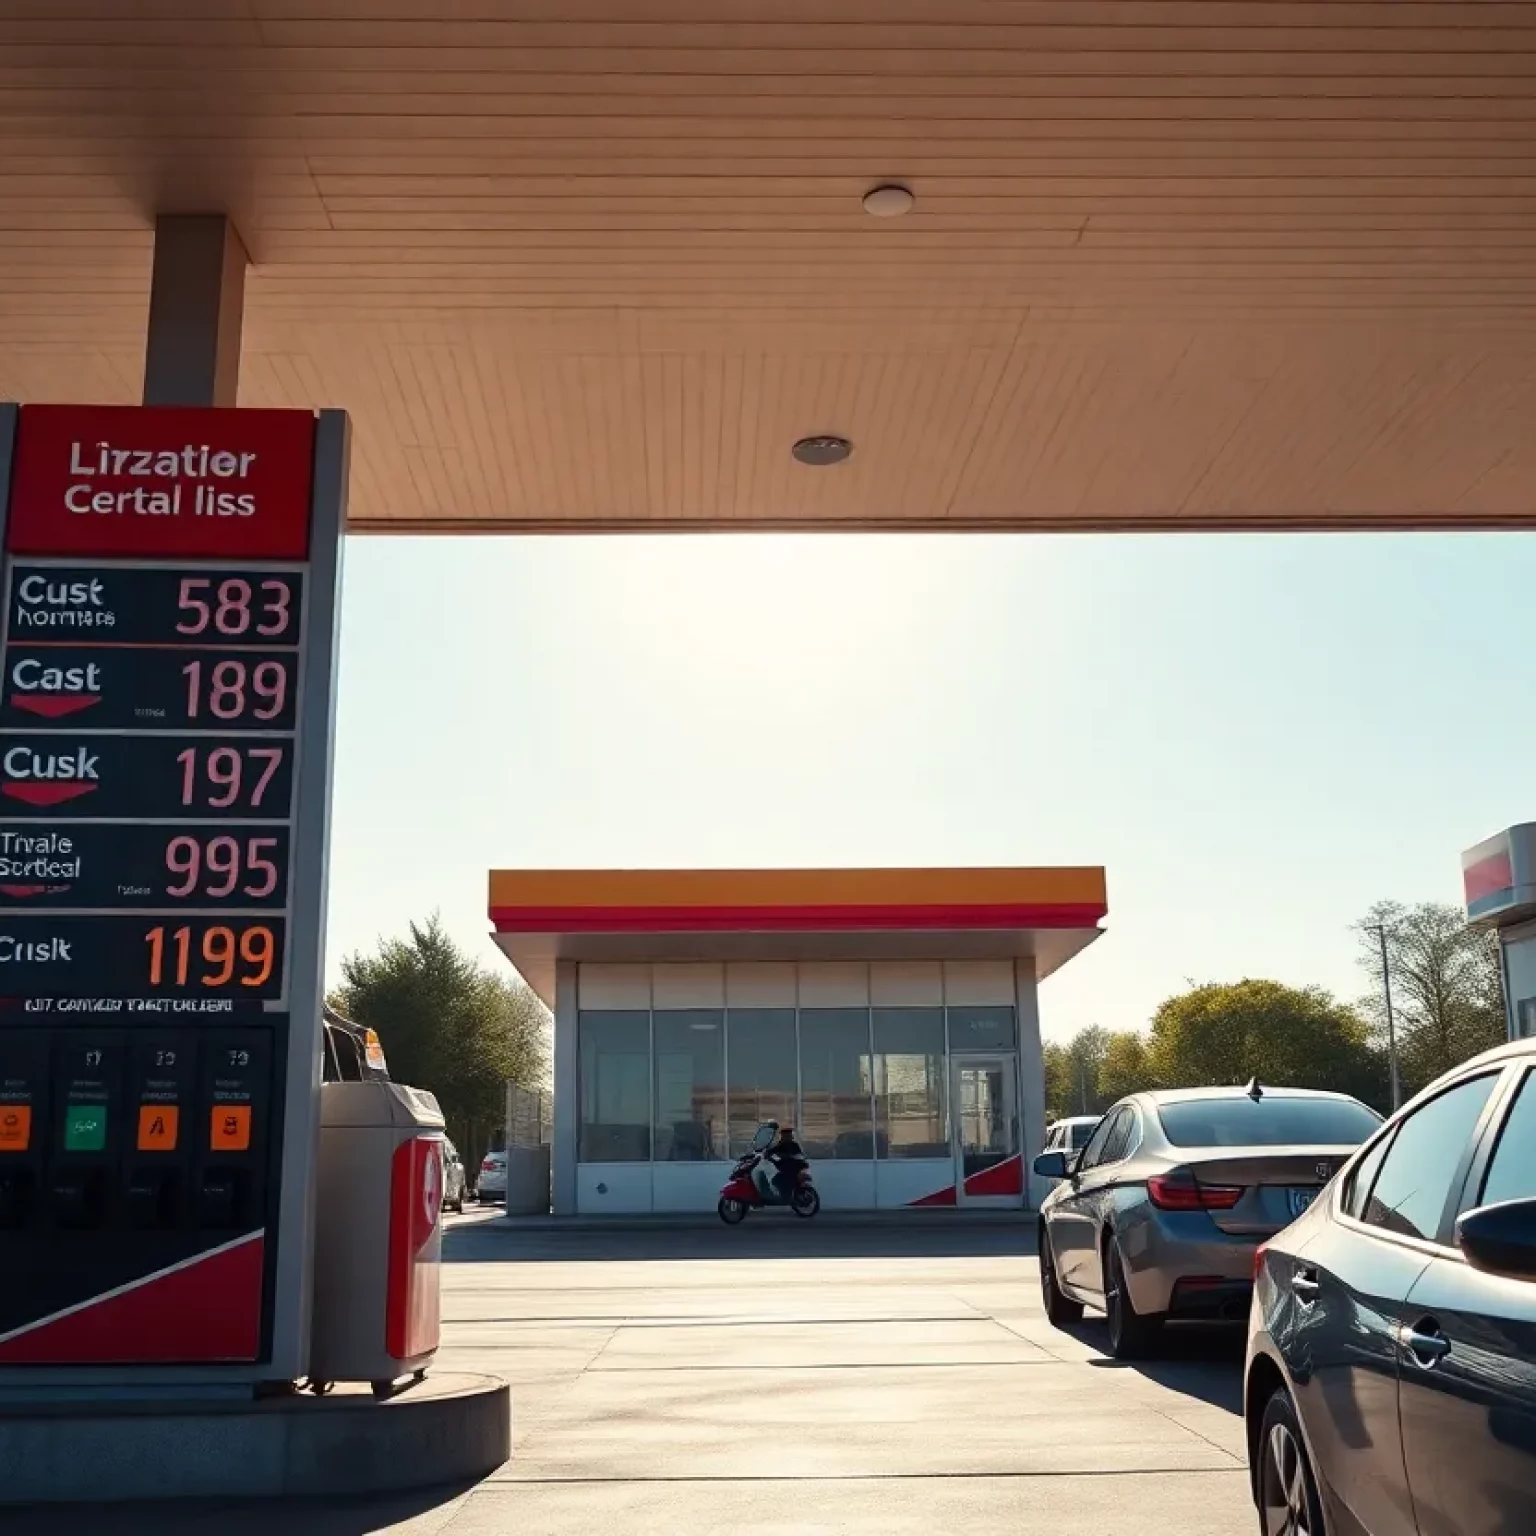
[1366,923,1402,1111]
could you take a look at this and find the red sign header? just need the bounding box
[6,405,316,560]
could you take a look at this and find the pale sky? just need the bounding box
[322,531,1536,1044]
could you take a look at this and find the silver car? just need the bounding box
[1033,1083,1382,1358]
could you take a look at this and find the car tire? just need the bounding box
[1103,1236,1163,1359]
[1257,1387,1327,1536]
[1039,1228,1084,1326]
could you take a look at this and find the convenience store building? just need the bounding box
[489,867,1107,1216]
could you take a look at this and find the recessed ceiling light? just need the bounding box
[792,435,853,466]
[862,183,914,218]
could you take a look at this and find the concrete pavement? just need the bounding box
[4,1213,1256,1534]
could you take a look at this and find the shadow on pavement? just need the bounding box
[1081,1324,1246,1413]
[0,1480,478,1536]
[444,1218,1040,1264]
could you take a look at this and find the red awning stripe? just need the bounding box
[1464,852,1515,905]
[490,902,1106,934]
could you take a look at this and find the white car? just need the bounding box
[1042,1115,1101,1166]
[476,1150,507,1203]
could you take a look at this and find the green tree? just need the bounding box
[1065,1025,1111,1115]
[1098,1030,1155,1104]
[1042,1040,1073,1122]
[330,914,550,1160]
[1355,901,1506,1097]
[1147,979,1383,1107]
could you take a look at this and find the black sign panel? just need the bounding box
[0,823,290,910]
[0,915,287,1000]
[6,567,303,648]
[0,646,299,733]
[0,734,293,821]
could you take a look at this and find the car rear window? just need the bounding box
[1156,1096,1382,1148]
[1071,1123,1096,1149]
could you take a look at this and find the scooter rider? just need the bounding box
[750,1121,782,1203]
[763,1124,807,1201]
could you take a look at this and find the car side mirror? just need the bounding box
[1456,1198,1536,1282]
[1033,1151,1070,1180]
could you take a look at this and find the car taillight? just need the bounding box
[1253,1243,1269,1282]
[481,1159,496,1172]
[1200,1184,1244,1210]
[1147,1174,1245,1211]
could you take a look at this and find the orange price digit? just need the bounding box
[238,925,276,988]
[145,924,191,986]
[145,924,276,989]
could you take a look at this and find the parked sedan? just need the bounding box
[1246,1038,1536,1536]
[476,1149,507,1204]
[1034,1083,1381,1358]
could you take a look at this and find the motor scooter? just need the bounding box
[717,1122,820,1223]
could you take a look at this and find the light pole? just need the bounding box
[1367,923,1402,1110]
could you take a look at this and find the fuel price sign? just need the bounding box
[0,402,346,1377]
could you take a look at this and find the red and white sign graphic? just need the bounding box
[0,1232,264,1365]
[6,405,316,560]
[385,1136,444,1362]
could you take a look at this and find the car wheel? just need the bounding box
[1103,1236,1163,1359]
[1039,1228,1084,1326]
[1258,1387,1326,1536]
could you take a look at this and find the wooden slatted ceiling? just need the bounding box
[2,3,1536,530]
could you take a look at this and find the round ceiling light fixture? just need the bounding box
[792,435,853,467]
[862,182,914,218]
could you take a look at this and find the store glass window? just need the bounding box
[579,1010,651,1162]
[872,1007,948,1159]
[726,1007,798,1157]
[799,1008,874,1159]
[653,1010,726,1161]
[947,1005,1017,1053]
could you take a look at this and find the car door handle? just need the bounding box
[1399,1319,1451,1368]
[1291,1268,1320,1303]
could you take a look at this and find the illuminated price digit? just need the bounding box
[144,924,276,989]
[176,577,295,640]
[214,579,252,635]
[164,835,280,899]
[256,580,292,637]
[176,746,284,810]
[181,659,288,721]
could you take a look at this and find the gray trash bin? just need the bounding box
[310,1080,447,1392]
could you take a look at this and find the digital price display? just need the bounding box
[0,823,291,909]
[0,561,302,945]
[0,403,343,1374]
[0,915,287,999]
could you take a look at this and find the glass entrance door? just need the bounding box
[952,1056,1020,1206]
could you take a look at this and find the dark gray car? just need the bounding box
[1245,1038,1536,1536]
[1034,1085,1382,1359]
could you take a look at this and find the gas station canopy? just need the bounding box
[4,2,1536,533]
